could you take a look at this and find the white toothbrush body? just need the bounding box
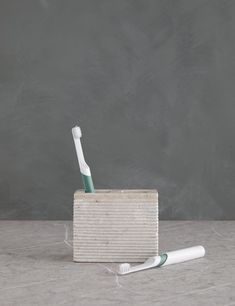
[118,245,205,275]
[72,126,95,193]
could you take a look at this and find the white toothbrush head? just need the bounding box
[118,263,131,275]
[72,126,82,139]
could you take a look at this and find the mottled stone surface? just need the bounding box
[0,221,234,306]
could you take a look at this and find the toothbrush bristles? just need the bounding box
[119,263,131,274]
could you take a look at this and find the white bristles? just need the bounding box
[119,263,131,275]
[72,126,82,139]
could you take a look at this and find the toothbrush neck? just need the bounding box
[80,162,91,176]
[75,138,85,165]
[73,137,91,176]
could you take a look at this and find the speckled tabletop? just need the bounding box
[0,221,234,306]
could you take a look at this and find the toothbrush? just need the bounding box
[72,125,95,193]
[118,245,205,275]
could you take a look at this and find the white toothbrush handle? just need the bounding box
[118,246,205,275]
[72,127,91,176]
[162,245,205,266]
[73,138,91,176]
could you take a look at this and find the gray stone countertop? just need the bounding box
[0,221,234,306]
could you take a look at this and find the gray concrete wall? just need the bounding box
[0,0,234,219]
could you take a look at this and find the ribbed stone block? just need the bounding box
[73,190,158,262]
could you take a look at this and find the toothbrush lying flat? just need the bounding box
[72,125,95,193]
[118,245,205,275]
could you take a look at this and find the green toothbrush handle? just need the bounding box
[81,174,95,193]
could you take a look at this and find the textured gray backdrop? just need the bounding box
[0,0,234,219]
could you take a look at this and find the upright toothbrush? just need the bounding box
[72,126,95,193]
